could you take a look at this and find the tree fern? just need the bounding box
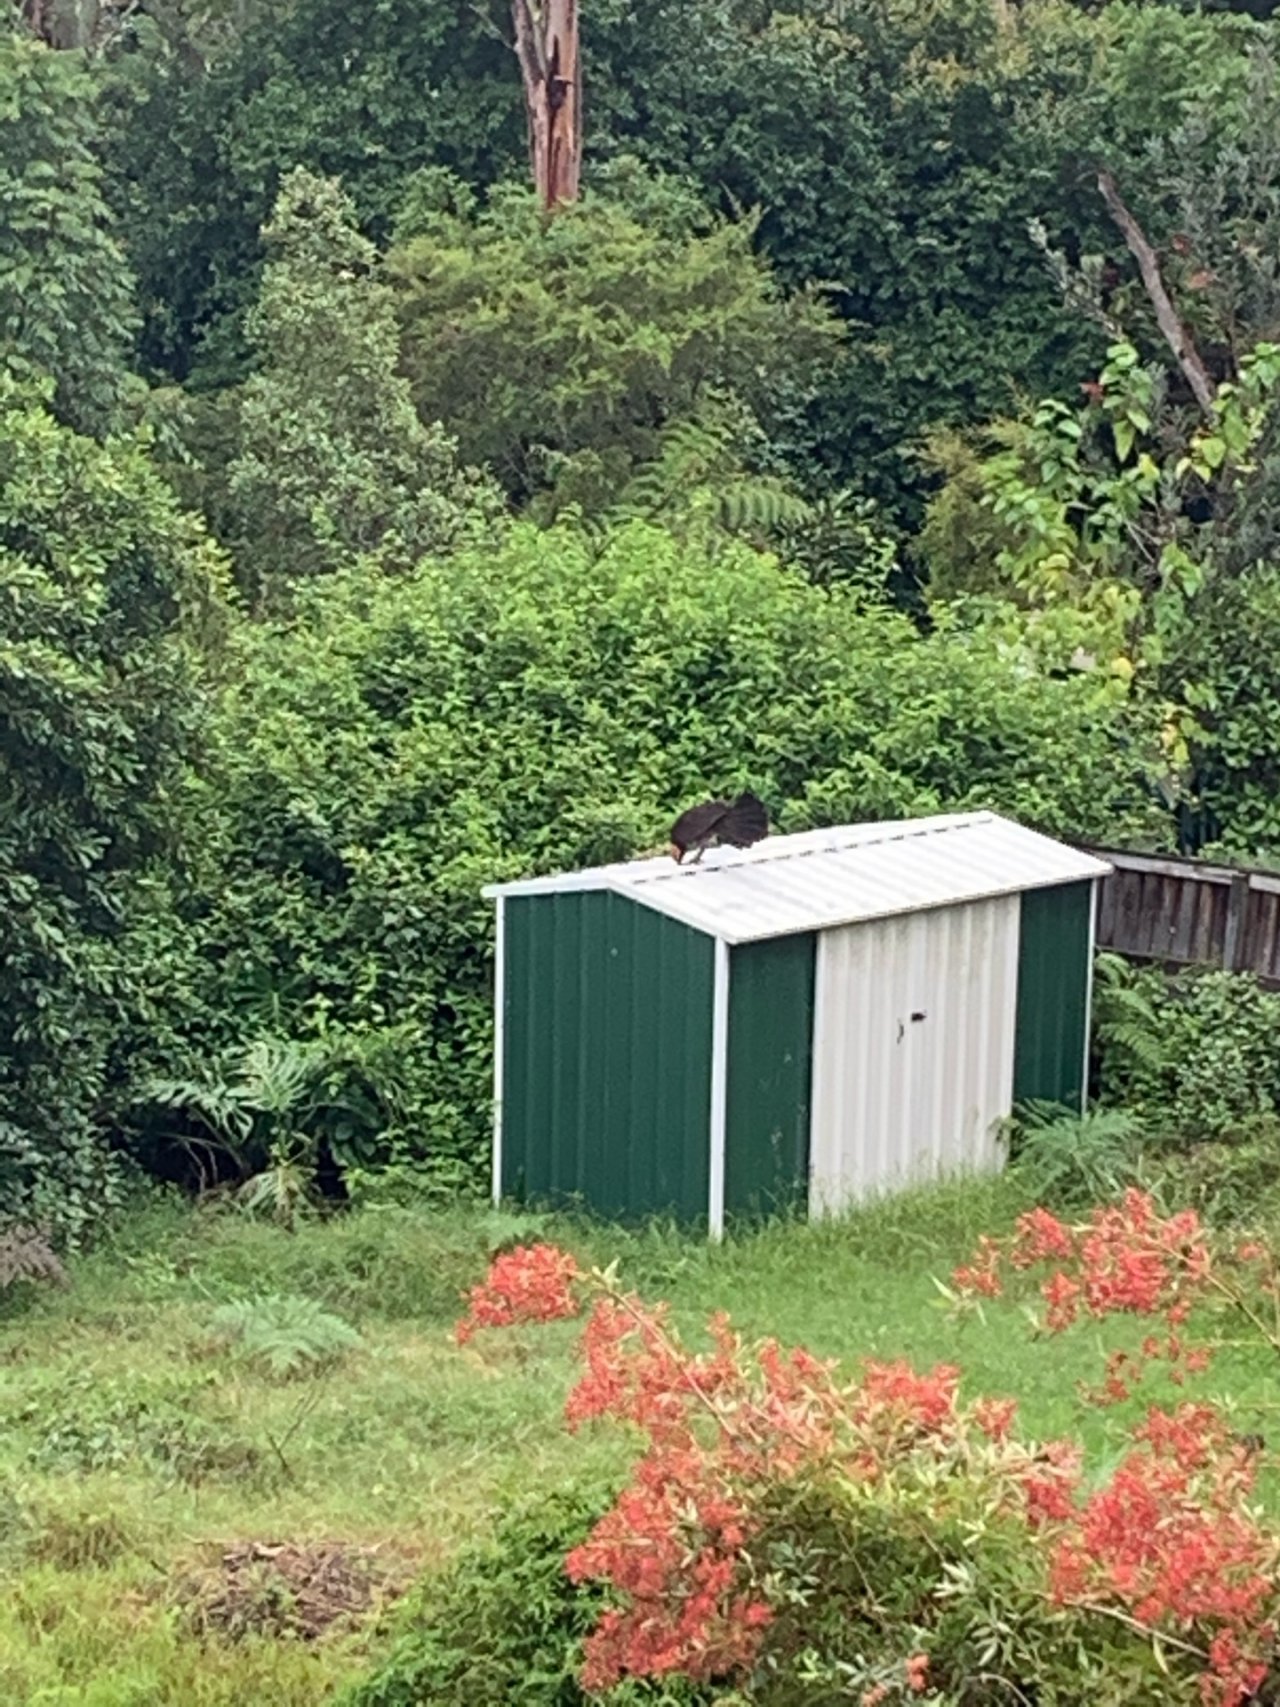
[1092,952,1171,1099]
[598,401,813,548]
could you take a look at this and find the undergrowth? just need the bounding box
[0,1175,1275,1702]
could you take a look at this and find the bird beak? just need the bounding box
[669,843,683,864]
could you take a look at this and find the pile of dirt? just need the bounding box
[177,1538,410,1641]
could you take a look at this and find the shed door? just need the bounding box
[808,896,1019,1215]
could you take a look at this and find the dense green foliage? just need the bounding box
[387,172,839,514]
[104,0,524,384]
[1093,954,1280,1137]
[737,1474,1187,1703]
[5,0,1280,1216]
[224,169,498,598]
[0,382,221,1236]
[119,521,1163,1176]
[0,36,138,437]
[1174,561,1280,854]
[9,1,1280,1697]
[97,0,1272,513]
[336,1484,629,1707]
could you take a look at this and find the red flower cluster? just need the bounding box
[952,1190,1216,1399]
[1048,1404,1278,1707]
[563,1291,1018,1690]
[972,1395,1019,1442]
[861,1653,932,1702]
[564,1299,831,1684]
[565,1456,771,1688]
[1020,1437,1084,1526]
[453,1216,1280,1705]
[951,1232,1003,1298]
[454,1241,581,1344]
[905,1651,930,1692]
[855,1359,960,1434]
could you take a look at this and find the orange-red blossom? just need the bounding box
[456,1228,1280,1705]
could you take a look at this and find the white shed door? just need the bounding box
[808,896,1020,1215]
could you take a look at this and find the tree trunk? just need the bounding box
[512,0,581,211]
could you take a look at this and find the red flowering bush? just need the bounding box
[952,1189,1280,1401]
[560,1294,1022,1692]
[1049,1403,1278,1707]
[456,1231,1280,1705]
[453,1241,581,1343]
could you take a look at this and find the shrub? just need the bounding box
[741,1474,1159,1706]
[336,1481,706,1707]
[126,520,1165,1184]
[456,1240,1280,1706]
[0,378,225,1239]
[1093,956,1280,1138]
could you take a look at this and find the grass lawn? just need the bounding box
[0,1175,1275,1704]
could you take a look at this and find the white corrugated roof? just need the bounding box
[482,812,1110,946]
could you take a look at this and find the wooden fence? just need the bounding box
[1080,847,1280,986]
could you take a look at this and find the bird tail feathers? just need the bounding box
[720,791,769,848]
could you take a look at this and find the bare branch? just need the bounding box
[1097,169,1217,419]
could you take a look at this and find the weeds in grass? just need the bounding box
[206,1294,362,1380]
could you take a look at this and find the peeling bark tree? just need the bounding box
[512,0,581,211]
[1097,169,1217,419]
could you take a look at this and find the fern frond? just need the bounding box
[716,479,813,535]
[207,1294,361,1380]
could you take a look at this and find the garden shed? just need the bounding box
[483,812,1110,1234]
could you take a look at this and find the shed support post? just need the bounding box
[492,896,506,1207]
[708,938,730,1241]
[1081,879,1097,1116]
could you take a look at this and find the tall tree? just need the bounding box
[226,169,498,598]
[512,0,581,208]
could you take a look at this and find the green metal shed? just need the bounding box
[484,812,1110,1233]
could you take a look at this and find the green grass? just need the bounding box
[0,1175,1276,1703]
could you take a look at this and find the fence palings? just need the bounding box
[1076,847,1280,986]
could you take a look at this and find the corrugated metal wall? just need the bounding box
[501,891,714,1220]
[724,934,815,1218]
[1013,881,1093,1111]
[808,896,1020,1214]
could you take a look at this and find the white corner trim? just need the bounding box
[492,895,505,1206]
[708,937,730,1241]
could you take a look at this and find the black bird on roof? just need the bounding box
[669,792,769,864]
